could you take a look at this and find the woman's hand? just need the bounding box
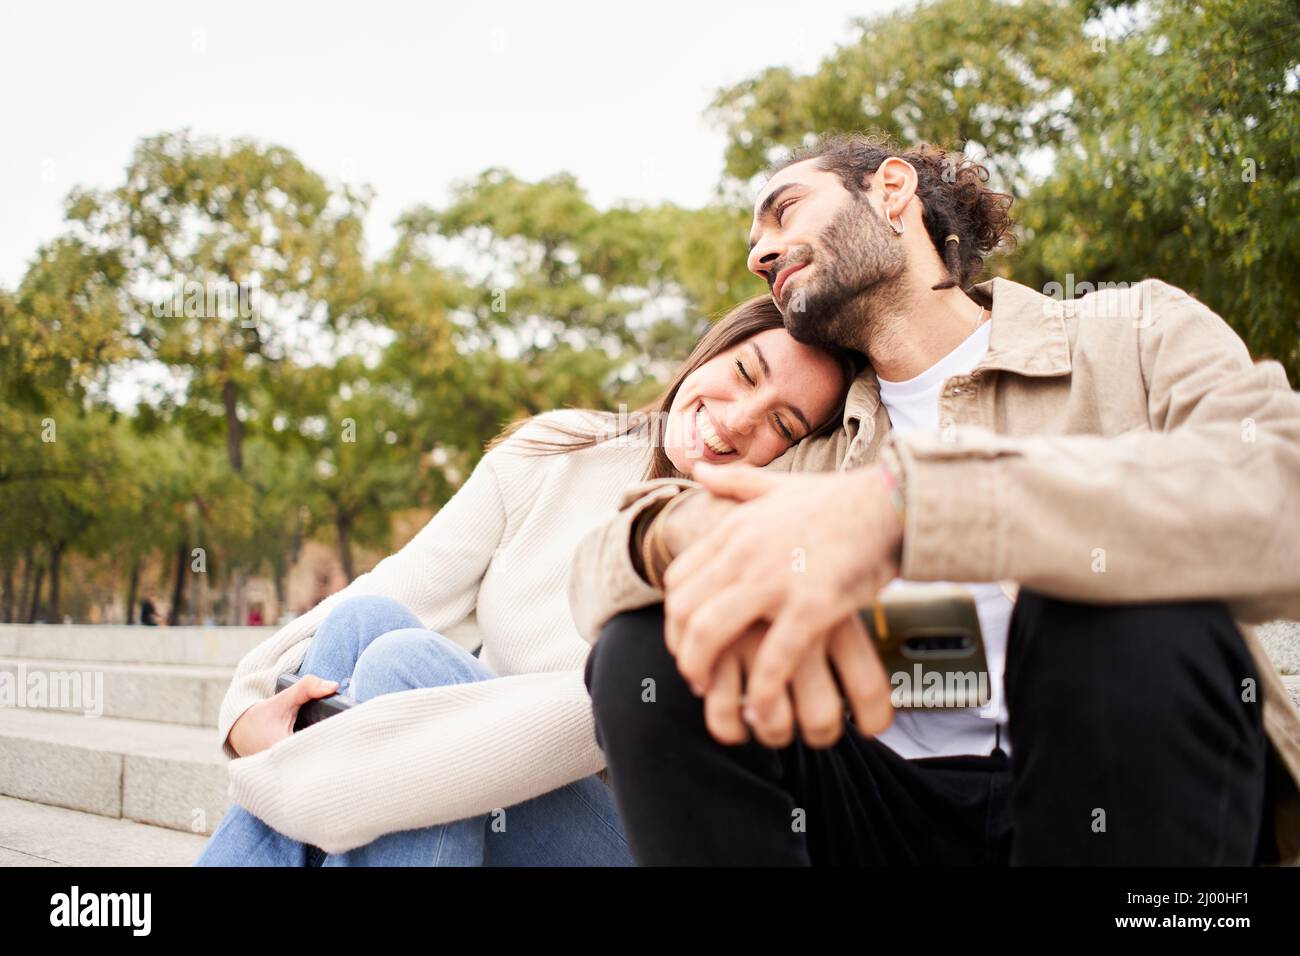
[227,675,339,758]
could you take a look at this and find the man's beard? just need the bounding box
[776,195,907,352]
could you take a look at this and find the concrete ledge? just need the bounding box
[1283,676,1300,710]
[0,732,123,817]
[0,658,231,727]
[1259,621,1300,676]
[0,795,207,866]
[0,624,273,667]
[0,618,481,665]
[0,709,228,834]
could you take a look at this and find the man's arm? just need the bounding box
[894,279,1300,621]
[568,478,696,643]
[568,476,752,643]
[567,416,853,644]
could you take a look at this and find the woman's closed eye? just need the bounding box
[735,358,796,444]
[735,357,754,387]
[773,414,795,444]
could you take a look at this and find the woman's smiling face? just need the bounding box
[663,327,846,475]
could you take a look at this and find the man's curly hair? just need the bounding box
[767,131,1016,290]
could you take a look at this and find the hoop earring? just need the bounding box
[887,210,904,236]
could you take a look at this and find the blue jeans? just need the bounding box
[195,596,632,866]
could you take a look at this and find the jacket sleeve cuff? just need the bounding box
[568,478,698,643]
[889,429,1014,583]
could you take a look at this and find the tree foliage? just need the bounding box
[2,0,1294,620]
[709,0,1299,379]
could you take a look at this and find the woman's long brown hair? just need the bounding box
[486,295,860,480]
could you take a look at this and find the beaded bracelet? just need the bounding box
[876,445,908,529]
[647,492,691,588]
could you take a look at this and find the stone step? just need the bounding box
[0,708,228,834]
[0,624,273,667]
[0,657,231,727]
[1258,621,1300,677]
[0,617,482,668]
[0,616,480,728]
[1284,675,1300,709]
[0,795,207,866]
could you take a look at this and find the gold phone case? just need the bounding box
[859,585,991,709]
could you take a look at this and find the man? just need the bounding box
[570,132,1300,865]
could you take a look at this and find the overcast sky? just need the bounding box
[0,0,907,289]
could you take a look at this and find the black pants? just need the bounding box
[585,590,1276,865]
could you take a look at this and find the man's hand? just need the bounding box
[227,674,339,758]
[703,614,891,748]
[663,462,903,745]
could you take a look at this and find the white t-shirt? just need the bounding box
[873,320,1012,759]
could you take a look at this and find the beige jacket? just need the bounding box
[568,277,1300,864]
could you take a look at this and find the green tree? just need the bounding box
[0,235,137,621]
[709,0,1088,190]
[67,130,370,472]
[709,0,1300,380]
[1014,0,1300,378]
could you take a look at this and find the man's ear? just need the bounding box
[876,157,920,220]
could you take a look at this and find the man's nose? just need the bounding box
[747,237,783,282]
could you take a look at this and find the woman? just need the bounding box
[195,295,858,867]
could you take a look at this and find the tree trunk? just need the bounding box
[196,558,207,624]
[167,541,187,625]
[1,558,13,622]
[273,553,287,623]
[44,541,63,624]
[336,514,355,583]
[222,564,235,626]
[27,563,44,623]
[222,377,244,473]
[290,511,305,565]
[125,559,141,624]
[17,549,33,622]
[231,567,246,627]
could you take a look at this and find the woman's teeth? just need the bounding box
[696,406,735,455]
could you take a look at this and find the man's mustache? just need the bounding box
[766,248,814,295]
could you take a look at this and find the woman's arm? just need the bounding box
[225,669,605,854]
[216,445,511,759]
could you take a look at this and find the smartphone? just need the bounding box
[858,585,991,709]
[275,672,357,731]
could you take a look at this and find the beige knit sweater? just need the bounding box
[215,410,651,854]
